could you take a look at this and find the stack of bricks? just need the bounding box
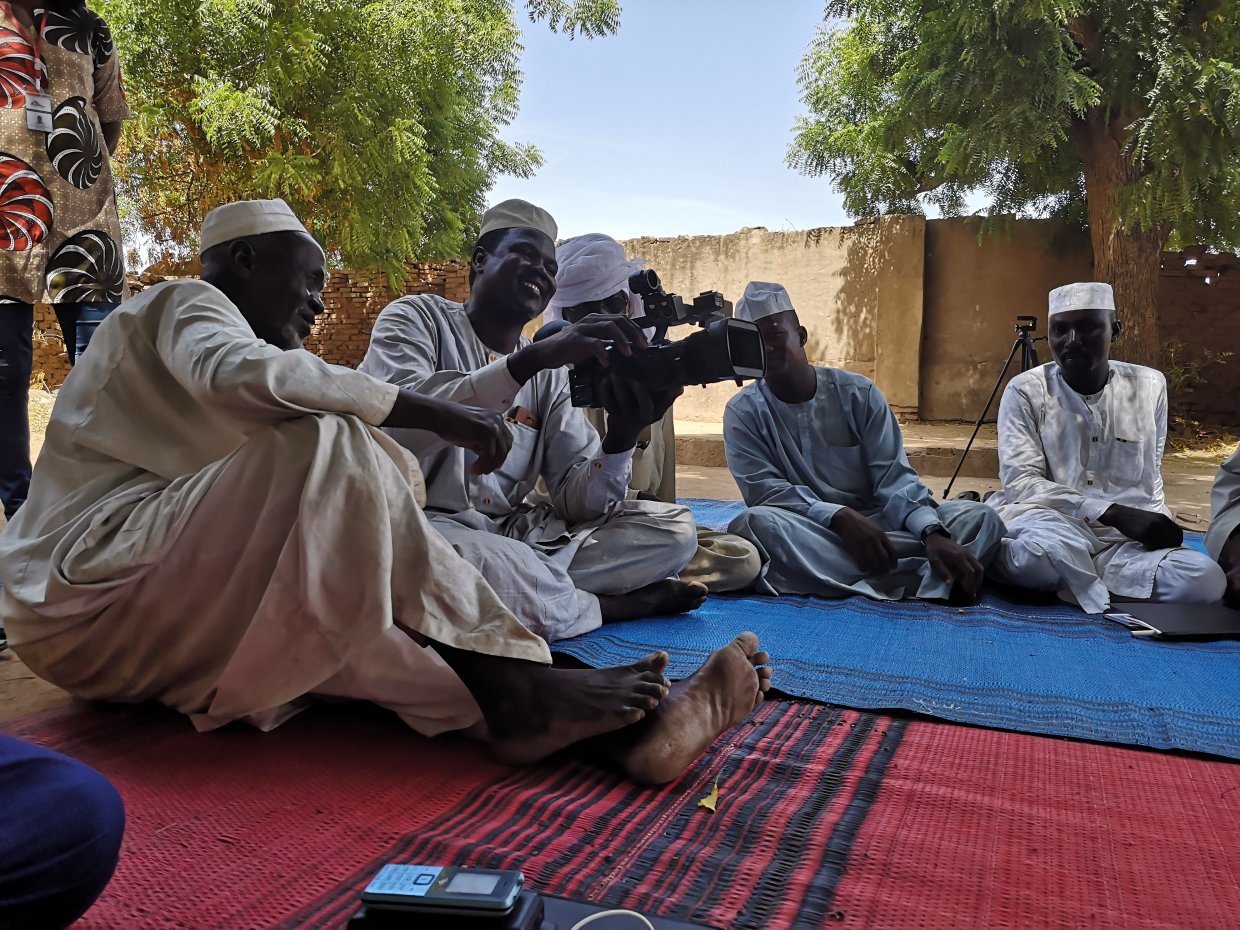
[304,260,471,368]
[29,260,471,389]
[31,303,72,390]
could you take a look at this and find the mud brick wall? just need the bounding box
[31,303,72,389]
[304,261,470,368]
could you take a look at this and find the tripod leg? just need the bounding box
[944,339,1022,499]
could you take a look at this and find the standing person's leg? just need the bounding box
[0,735,125,929]
[70,302,118,363]
[51,302,79,366]
[0,303,33,519]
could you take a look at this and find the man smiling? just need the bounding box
[986,282,1225,612]
[361,200,708,643]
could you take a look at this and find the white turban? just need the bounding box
[1048,282,1115,319]
[199,198,324,259]
[543,233,645,324]
[734,281,795,322]
[479,198,558,242]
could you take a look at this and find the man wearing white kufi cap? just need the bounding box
[986,281,1225,612]
[723,282,1004,602]
[361,201,714,643]
[544,233,761,594]
[0,198,775,783]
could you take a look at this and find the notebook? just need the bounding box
[1108,602,1240,639]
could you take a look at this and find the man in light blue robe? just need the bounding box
[723,282,1004,601]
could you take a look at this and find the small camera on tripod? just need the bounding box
[1014,315,1037,335]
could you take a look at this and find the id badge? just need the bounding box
[26,92,52,133]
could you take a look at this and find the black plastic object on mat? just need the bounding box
[347,892,711,929]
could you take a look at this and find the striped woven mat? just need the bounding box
[6,699,1240,928]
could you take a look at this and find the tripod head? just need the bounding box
[1015,315,1037,336]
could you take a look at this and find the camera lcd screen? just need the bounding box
[445,873,501,896]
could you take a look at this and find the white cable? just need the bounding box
[568,908,657,930]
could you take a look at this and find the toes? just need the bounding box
[752,650,771,667]
[732,631,760,656]
[632,651,669,674]
[621,707,647,725]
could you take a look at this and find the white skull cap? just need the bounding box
[478,198,558,242]
[1048,282,1115,319]
[734,281,795,322]
[199,198,324,259]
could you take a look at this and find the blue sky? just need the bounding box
[487,0,851,240]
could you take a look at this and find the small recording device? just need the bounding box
[1015,314,1037,334]
[361,864,524,917]
[535,269,766,408]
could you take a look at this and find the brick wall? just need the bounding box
[30,260,472,388]
[304,261,470,367]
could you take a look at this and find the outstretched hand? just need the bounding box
[831,507,897,575]
[1100,504,1184,550]
[383,392,512,474]
[544,313,648,368]
[923,532,985,599]
[600,376,683,453]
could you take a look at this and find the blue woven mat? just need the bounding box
[555,499,1240,759]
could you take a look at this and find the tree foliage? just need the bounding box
[97,0,619,277]
[789,1,1240,363]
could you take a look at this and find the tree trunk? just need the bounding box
[1071,112,1167,368]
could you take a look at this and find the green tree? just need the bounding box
[97,0,620,278]
[789,1,1240,365]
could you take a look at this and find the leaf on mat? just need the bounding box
[697,780,719,812]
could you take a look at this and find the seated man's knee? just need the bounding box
[727,505,798,545]
[942,501,1006,549]
[995,536,1061,590]
[1153,550,1227,604]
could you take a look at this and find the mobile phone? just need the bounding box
[361,864,523,916]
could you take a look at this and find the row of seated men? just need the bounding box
[3,194,1240,927]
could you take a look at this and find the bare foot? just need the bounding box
[598,579,708,623]
[613,632,772,785]
[433,644,671,765]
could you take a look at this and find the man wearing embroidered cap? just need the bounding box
[0,198,774,784]
[361,201,712,641]
[543,232,761,594]
[723,282,1004,602]
[986,282,1225,612]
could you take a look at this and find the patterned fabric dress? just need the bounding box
[0,1,128,305]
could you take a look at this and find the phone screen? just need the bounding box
[445,873,501,895]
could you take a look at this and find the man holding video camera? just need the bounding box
[360,200,710,642]
[544,233,762,593]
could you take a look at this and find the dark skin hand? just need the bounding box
[1099,503,1184,550]
[831,507,897,575]
[1219,529,1240,609]
[599,376,682,454]
[382,391,513,475]
[924,532,985,598]
[508,312,647,384]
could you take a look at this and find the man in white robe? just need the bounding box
[724,283,1004,601]
[0,200,773,783]
[544,233,762,593]
[360,201,710,642]
[987,282,1225,613]
[1207,445,1240,607]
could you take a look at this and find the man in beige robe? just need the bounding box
[0,200,772,783]
[544,233,762,592]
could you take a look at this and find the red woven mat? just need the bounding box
[6,699,1239,928]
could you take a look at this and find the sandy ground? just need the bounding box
[1,398,1231,726]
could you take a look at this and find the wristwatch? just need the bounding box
[920,523,950,541]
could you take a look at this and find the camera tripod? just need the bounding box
[942,315,1045,499]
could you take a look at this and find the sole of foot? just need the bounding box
[617,631,772,785]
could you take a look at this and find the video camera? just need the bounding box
[534,269,766,408]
